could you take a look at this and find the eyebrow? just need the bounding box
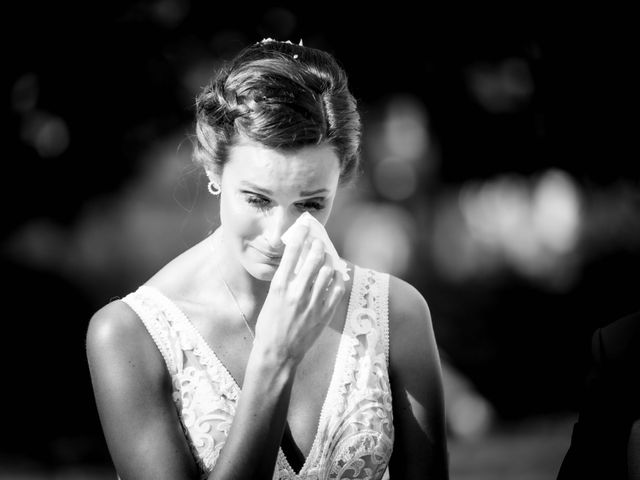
[239,181,329,197]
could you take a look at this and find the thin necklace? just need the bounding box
[221,277,255,341]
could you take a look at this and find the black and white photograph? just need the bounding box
[4,3,639,479]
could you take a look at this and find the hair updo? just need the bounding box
[193,39,361,185]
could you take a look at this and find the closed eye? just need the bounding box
[245,194,271,211]
[296,199,325,211]
[244,193,325,212]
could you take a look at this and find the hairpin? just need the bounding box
[259,38,305,47]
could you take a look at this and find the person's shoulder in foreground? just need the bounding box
[557,309,640,480]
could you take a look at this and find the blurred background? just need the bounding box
[3,2,639,479]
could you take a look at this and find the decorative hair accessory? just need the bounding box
[207,180,221,196]
[259,38,304,46]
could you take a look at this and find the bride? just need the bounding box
[86,38,449,480]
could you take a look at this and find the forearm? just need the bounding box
[208,345,297,479]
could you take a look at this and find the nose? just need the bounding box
[263,207,296,250]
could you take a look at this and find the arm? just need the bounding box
[86,301,201,480]
[213,234,345,478]
[208,341,297,479]
[387,276,449,479]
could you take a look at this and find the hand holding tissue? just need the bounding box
[281,212,350,281]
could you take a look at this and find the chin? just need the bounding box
[243,261,278,282]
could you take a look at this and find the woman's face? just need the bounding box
[218,139,341,281]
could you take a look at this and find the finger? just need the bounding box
[323,270,346,314]
[274,224,309,283]
[295,238,325,292]
[309,264,335,305]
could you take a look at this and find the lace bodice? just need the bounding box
[122,265,394,479]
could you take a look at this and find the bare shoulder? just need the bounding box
[87,300,145,358]
[86,299,166,388]
[87,300,141,347]
[386,274,438,376]
[387,275,432,335]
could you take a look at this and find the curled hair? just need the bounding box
[193,39,361,185]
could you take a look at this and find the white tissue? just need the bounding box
[281,212,350,281]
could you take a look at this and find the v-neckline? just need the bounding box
[139,265,360,477]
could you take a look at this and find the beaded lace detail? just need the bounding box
[122,265,393,479]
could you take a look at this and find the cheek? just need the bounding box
[315,198,336,225]
[220,194,262,239]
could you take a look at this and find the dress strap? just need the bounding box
[357,268,391,366]
[372,270,391,367]
[121,285,182,375]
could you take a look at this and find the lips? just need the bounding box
[251,245,283,260]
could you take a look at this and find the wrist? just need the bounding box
[247,341,298,383]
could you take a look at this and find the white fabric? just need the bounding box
[122,265,393,479]
[281,212,350,281]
